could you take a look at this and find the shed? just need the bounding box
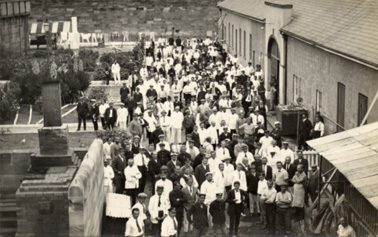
[308,122,378,235]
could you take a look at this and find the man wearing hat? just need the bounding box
[151,125,164,146]
[134,148,149,193]
[120,82,130,103]
[112,152,127,194]
[210,193,227,235]
[148,151,161,195]
[169,181,187,235]
[187,193,209,236]
[89,99,99,131]
[104,102,117,131]
[146,84,158,101]
[270,121,282,147]
[166,153,182,175]
[124,158,142,206]
[201,172,217,207]
[280,141,294,161]
[157,142,171,166]
[155,171,173,198]
[161,207,179,237]
[236,144,254,165]
[171,106,184,145]
[76,97,89,131]
[156,134,171,152]
[226,181,248,236]
[149,185,169,237]
[132,193,148,222]
[164,96,174,117]
[159,110,171,142]
[259,130,274,155]
[194,157,210,189]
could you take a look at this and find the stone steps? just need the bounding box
[0,198,18,236]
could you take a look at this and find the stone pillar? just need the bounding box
[41,81,62,127]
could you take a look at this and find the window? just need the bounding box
[316,90,322,112]
[358,93,368,125]
[239,29,242,56]
[235,29,237,55]
[293,75,301,101]
[228,23,230,45]
[337,82,346,131]
[249,34,252,61]
[243,31,246,59]
[232,25,234,49]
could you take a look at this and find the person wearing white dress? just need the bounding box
[116,104,128,130]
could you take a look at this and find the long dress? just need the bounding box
[292,172,307,208]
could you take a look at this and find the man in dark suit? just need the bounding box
[150,125,164,146]
[148,151,160,195]
[157,143,171,166]
[191,126,201,148]
[187,193,209,236]
[169,181,187,235]
[261,157,273,180]
[209,193,227,235]
[76,98,89,131]
[219,127,232,144]
[283,156,296,188]
[123,143,134,162]
[90,100,99,131]
[298,113,313,150]
[120,83,130,103]
[166,153,182,175]
[226,181,248,236]
[246,166,260,215]
[104,102,117,130]
[308,165,319,202]
[293,150,309,174]
[112,153,127,193]
[193,146,206,169]
[177,145,191,165]
[124,95,135,121]
[194,158,210,189]
[182,177,198,233]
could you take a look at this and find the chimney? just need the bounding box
[264,0,293,28]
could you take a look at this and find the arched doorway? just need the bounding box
[268,37,280,107]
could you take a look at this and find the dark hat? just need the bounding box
[198,193,206,197]
[156,185,164,190]
[159,143,166,146]
[234,181,241,185]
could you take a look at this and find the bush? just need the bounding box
[32,50,49,58]
[57,70,91,104]
[93,65,109,81]
[88,86,108,102]
[0,81,21,122]
[79,49,99,72]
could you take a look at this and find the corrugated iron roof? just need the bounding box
[218,0,378,67]
[307,122,378,210]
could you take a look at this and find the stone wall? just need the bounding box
[29,0,222,37]
[68,138,105,237]
[286,36,378,134]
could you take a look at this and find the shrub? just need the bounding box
[79,49,99,72]
[0,81,21,122]
[88,86,108,102]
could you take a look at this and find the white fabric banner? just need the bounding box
[106,193,131,218]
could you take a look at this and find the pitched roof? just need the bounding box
[217,0,265,21]
[281,0,378,68]
[218,0,378,68]
[307,122,378,210]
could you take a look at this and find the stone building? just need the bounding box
[218,0,378,134]
[0,0,30,55]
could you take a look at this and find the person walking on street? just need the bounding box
[226,181,248,236]
[209,193,227,236]
[187,193,209,236]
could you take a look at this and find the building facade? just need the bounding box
[0,0,30,55]
[218,0,378,135]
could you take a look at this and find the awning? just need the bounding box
[307,122,378,210]
[30,21,71,34]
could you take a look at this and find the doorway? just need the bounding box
[268,38,280,107]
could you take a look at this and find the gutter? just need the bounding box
[281,30,378,71]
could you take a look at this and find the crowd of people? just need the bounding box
[79,36,329,236]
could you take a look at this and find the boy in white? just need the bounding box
[103,160,114,194]
[111,61,120,84]
[170,106,184,144]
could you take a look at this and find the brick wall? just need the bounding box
[0,16,29,55]
[286,36,378,134]
[68,138,104,237]
[29,0,221,37]
[0,153,31,195]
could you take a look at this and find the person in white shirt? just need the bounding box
[164,96,174,116]
[155,172,173,198]
[125,208,144,237]
[180,166,199,189]
[213,163,226,195]
[261,180,277,233]
[145,53,154,69]
[133,148,150,193]
[159,110,171,142]
[267,140,282,171]
[207,122,218,148]
[251,109,265,126]
[201,172,217,206]
[280,142,294,161]
[245,62,255,76]
[149,186,170,237]
[111,61,121,84]
[171,80,182,99]
[161,207,179,237]
[198,123,209,144]
[116,104,128,130]
[99,100,109,129]
[231,164,247,191]
[208,108,220,129]
[103,138,113,160]
[171,106,184,145]
[257,173,268,225]
[132,192,148,221]
[124,158,142,205]
[236,145,254,165]
[223,157,235,193]
[228,108,240,134]
[216,141,230,162]
[208,151,222,174]
[139,65,149,81]
[103,160,114,195]
[313,116,325,138]
[259,131,274,155]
